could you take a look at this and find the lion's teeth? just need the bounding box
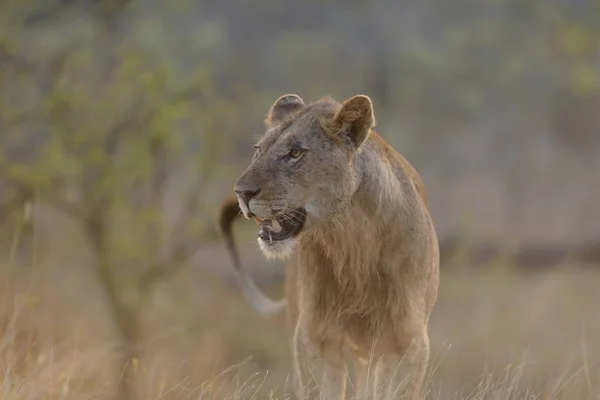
[270,219,283,233]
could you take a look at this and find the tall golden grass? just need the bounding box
[1,266,599,399]
[0,218,599,399]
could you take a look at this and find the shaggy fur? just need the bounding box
[220,94,440,400]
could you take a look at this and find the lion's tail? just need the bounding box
[218,196,286,318]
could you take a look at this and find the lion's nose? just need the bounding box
[234,186,261,207]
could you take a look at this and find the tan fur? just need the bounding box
[222,94,440,400]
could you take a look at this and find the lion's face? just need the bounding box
[234,94,375,259]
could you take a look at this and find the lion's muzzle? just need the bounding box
[233,184,261,218]
[254,207,307,243]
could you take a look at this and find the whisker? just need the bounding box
[251,131,266,143]
[277,206,306,218]
[279,214,300,225]
[286,211,306,219]
[279,209,301,219]
[278,211,303,224]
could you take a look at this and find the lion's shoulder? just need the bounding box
[367,131,430,209]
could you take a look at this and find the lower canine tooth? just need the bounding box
[271,219,283,233]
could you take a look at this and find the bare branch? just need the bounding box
[0,196,30,222]
[137,224,219,294]
[0,47,36,74]
[142,135,170,264]
[171,223,220,265]
[169,184,202,243]
[0,177,35,220]
[23,0,80,26]
[47,197,86,221]
[38,41,84,95]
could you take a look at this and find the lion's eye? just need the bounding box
[288,148,304,159]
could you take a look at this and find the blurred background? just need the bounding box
[1,0,599,399]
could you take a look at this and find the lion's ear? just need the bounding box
[265,94,305,128]
[333,95,375,148]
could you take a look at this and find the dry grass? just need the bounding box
[0,228,599,399]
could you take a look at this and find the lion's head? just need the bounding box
[233,94,376,259]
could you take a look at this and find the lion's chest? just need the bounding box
[300,256,400,342]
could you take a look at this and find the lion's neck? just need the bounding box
[301,136,414,286]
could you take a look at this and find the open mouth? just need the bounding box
[254,208,306,243]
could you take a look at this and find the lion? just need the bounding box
[219,94,440,400]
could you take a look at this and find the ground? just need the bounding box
[0,225,599,399]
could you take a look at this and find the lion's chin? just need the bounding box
[258,237,296,261]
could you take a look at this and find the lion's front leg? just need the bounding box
[372,331,430,400]
[350,356,374,400]
[292,320,346,400]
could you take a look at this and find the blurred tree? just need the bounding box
[0,1,237,398]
